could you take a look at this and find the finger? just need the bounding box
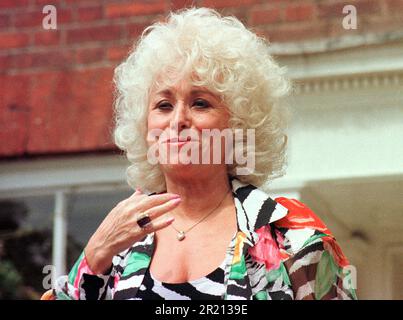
[138,215,175,235]
[128,188,147,201]
[136,193,181,211]
[131,197,181,230]
[142,197,181,220]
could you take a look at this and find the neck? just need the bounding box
[163,169,233,223]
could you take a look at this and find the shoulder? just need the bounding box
[248,195,356,299]
[272,197,350,267]
[268,197,357,299]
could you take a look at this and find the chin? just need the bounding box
[161,162,200,174]
[161,162,227,179]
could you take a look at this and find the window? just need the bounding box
[0,195,53,299]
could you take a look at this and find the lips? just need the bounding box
[163,137,195,143]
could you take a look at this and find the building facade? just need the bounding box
[1,0,403,299]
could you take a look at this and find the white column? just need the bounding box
[52,191,68,280]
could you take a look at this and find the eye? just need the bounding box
[192,99,210,109]
[156,101,173,110]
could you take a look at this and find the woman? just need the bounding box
[49,7,356,300]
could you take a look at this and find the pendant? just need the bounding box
[177,231,185,241]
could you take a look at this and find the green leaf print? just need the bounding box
[56,290,74,300]
[314,250,337,300]
[280,262,291,286]
[254,290,268,300]
[266,262,291,286]
[302,232,327,248]
[266,266,281,283]
[122,252,151,277]
[68,251,85,285]
[229,255,247,280]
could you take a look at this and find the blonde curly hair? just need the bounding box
[113,7,291,193]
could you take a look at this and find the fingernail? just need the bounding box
[170,198,181,204]
[169,194,181,199]
[166,217,175,223]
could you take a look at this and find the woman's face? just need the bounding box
[147,73,231,175]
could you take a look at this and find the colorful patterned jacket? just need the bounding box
[53,178,357,300]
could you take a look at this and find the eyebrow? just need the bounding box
[154,88,218,99]
[154,89,172,96]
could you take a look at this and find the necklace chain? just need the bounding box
[170,189,232,241]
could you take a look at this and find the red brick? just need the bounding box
[386,0,403,12]
[35,0,63,5]
[27,68,115,154]
[34,30,61,46]
[10,51,75,69]
[19,52,40,70]
[57,9,74,24]
[169,0,198,11]
[75,47,105,64]
[0,74,32,156]
[318,2,348,18]
[9,53,33,69]
[127,22,148,38]
[14,11,43,28]
[7,50,76,70]
[318,0,380,19]
[106,1,166,18]
[0,55,12,72]
[64,0,100,5]
[218,6,249,25]
[285,4,315,22]
[31,50,75,68]
[66,25,123,44]
[0,14,10,29]
[77,6,104,22]
[250,7,281,25]
[356,0,383,14]
[107,45,131,62]
[0,0,29,9]
[15,9,72,28]
[201,0,258,9]
[0,32,30,49]
[265,23,328,42]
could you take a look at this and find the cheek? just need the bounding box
[147,113,167,130]
[147,112,174,147]
[147,113,155,130]
[147,113,162,146]
[194,111,230,130]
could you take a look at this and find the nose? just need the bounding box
[170,101,191,131]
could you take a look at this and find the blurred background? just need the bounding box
[1,0,402,300]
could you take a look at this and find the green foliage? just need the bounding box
[0,260,23,299]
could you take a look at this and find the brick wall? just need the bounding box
[1,0,402,158]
